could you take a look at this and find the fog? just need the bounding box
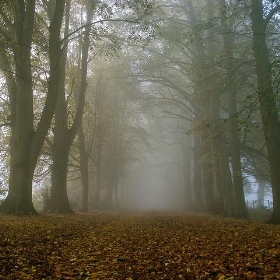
[0,0,276,220]
[124,141,183,211]
[114,108,191,212]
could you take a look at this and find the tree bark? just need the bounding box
[104,144,116,210]
[50,139,73,213]
[185,136,193,210]
[220,1,248,218]
[201,137,215,213]
[1,0,36,215]
[213,153,224,215]
[92,120,104,209]
[211,96,235,217]
[204,0,235,217]
[0,1,65,215]
[180,132,193,210]
[251,0,280,223]
[257,178,265,208]
[94,149,102,210]
[200,94,215,213]
[192,133,203,210]
[48,0,73,213]
[78,124,89,212]
[49,3,93,213]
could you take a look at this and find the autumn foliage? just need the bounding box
[0,212,279,279]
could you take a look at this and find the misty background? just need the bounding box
[0,0,278,221]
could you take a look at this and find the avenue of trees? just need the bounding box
[0,0,280,224]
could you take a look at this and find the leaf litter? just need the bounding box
[0,212,279,279]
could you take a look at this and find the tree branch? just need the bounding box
[163,110,194,122]
[264,5,280,29]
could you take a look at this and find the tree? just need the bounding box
[48,1,94,213]
[130,0,236,215]
[0,0,66,215]
[48,0,156,213]
[219,0,248,218]
[251,0,280,223]
[78,120,90,212]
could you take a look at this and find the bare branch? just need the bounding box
[264,5,280,29]
[163,110,194,122]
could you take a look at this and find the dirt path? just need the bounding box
[0,212,279,279]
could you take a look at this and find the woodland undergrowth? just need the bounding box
[0,212,279,279]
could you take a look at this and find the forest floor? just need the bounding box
[0,211,280,280]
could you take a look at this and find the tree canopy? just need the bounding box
[0,0,280,223]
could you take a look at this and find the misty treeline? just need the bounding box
[0,0,279,223]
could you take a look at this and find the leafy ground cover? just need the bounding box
[0,212,280,279]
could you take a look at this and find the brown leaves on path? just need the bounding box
[0,212,280,279]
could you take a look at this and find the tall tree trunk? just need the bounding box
[213,153,224,214]
[50,139,73,213]
[187,0,216,212]
[251,0,280,223]
[78,124,89,212]
[104,149,115,210]
[257,178,265,208]
[0,46,34,214]
[220,1,248,218]
[211,96,235,217]
[230,118,248,218]
[113,148,120,210]
[204,0,235,217]
[1,1,65,215]
[93,137,103,209]
[182,133,193,210]
[185,138,193,210]
[2,1,36,215]
[192,133,203,210]
[201,97,215,213]
[49,3,93,213]
[49,0,72,213]
[201,139,215,213]
[6,136,36,215]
